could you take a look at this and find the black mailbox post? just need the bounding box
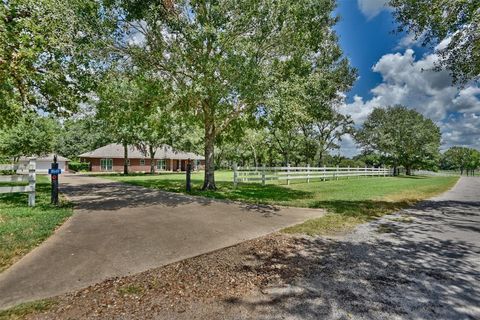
[49,155,61,205]
[186,159,192,193]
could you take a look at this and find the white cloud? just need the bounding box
[396,32,425,49]
[357,0,389,20]
[453,87,480,113]
[338,134,359,158]
[340,95,378,125]
[340,48,480,155]
[441,113,480,150]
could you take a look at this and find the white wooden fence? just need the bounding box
[233,165,392,187]
[0,159,36,206]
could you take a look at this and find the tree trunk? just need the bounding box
[202,112,216,190]
[149,145,155,174]
[251,144,258,168]
[268,146,274,167]
[393,165,398,176]
[123,143,128,175]
[406,166,412,176]
[317,151,324,167]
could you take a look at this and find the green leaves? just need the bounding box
[389,0,480,84]
[0,114,60,159]
[441,146,480,173]
[98,0,355,186]
[0,0,103,127]
[356,105,441,172]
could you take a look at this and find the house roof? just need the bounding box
[79,143,204,160]
[19,154,70,162]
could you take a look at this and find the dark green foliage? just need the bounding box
[0,0,102,127]
[99,0,356,189]
[56,117,113,159]
[67,161,90,172]
[356,106,441,175]
[338,158,366,168]
[0,114,60,160]
[441,146,480,175]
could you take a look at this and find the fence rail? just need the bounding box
[0,159,36,206]
[233,165,392,186]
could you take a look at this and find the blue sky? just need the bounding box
[333,0,480,157]
[335,1,400,101]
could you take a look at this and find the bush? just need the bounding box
[339,159,366,168]
[68,161,90,172]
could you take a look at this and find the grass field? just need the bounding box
[0,176,73,272]
[106,171,458,235]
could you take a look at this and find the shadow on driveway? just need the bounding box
[222,199,480,319]
[62,180,286,217]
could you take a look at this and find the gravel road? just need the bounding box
[214,177,480,320]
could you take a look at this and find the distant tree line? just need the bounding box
[441,147,480,176]
[1,106,478,176]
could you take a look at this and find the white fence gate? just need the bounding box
[233,165,392,187]
[0,159,36,206]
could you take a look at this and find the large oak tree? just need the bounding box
[99,0,354,190]
[356,105,441,175]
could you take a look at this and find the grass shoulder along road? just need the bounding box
[105,171,459,235]
[0,175,73,272]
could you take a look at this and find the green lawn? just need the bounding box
[0,176,73,272]
[106,171,458,235]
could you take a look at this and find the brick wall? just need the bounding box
[81,158,198,173]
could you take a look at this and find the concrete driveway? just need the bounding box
[0,174,324,310]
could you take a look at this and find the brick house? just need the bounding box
[79,143,204,173]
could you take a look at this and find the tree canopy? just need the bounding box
[97,0,355,189]
[0,0,101,127]
[356,105,441,175]
[0,114,59,161]
[389,0,480,84]
[441,146,480,175]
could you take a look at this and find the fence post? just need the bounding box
[365,165,367,177]
[307,164,310,183]
[287,164,290,185]
[261,164,266,186]
[347,166,350,179]
[233,163,238,188]
[383,165,386,177]
[336,166,339,180]
[28,158,36,207]
[357,166,359,179]
[323,166,326,181]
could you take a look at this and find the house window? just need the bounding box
[157,159,166,171]
[140,159,145,166]
[100,158,113,171]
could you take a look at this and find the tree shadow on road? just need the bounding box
[61,181,310,218]
[223,200,480,319]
